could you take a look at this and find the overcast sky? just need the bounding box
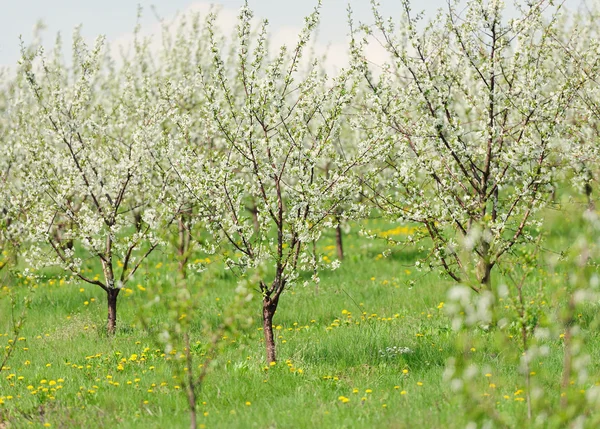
[0,0,587,70]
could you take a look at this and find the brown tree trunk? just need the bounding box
[312,240,319,295]
[107,288,119,335]
[585,182,595,212]
[477,238,492,292]
[184,333,197,429]
[262,297,278,363]
[177,215,191,279]
[335,222,344,261]
[178,259,188,279]
[249,204,260,233]
[187,389,197,429]
[478,256,496,328]
[480,261,492,291]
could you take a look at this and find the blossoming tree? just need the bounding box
[0,72,31,272]
[556,7,600,210]
[171,2,379,362]
[352,0,585,291]
[17,31,176,334]
[0,74,14,272]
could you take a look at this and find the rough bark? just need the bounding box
[107,288,119,335]
[262,297,278,363]
[177,214,191,279]
[335,222,344,261]
[480,260,492,291]
[477,238,493,292]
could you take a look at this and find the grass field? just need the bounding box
[1,209,600,428]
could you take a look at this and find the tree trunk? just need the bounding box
[335,222,344,261]
[312,239,319,295]
[477,238,492,292]
[480,261,492,291]
[478,256,496,328]
[107,288,119,335]
[187,392,197,429]
[262,297,278,363]
[177,215,191,279]
[178,259,188,280]
[184,333,198,429]
[249,204,260,233]
[585,182,595,212]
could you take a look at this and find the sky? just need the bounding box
[0,0,588,70]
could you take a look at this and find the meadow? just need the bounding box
[3,0,600,427]
[2,199,599,429]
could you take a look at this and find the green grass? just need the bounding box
[1,213,600,428]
